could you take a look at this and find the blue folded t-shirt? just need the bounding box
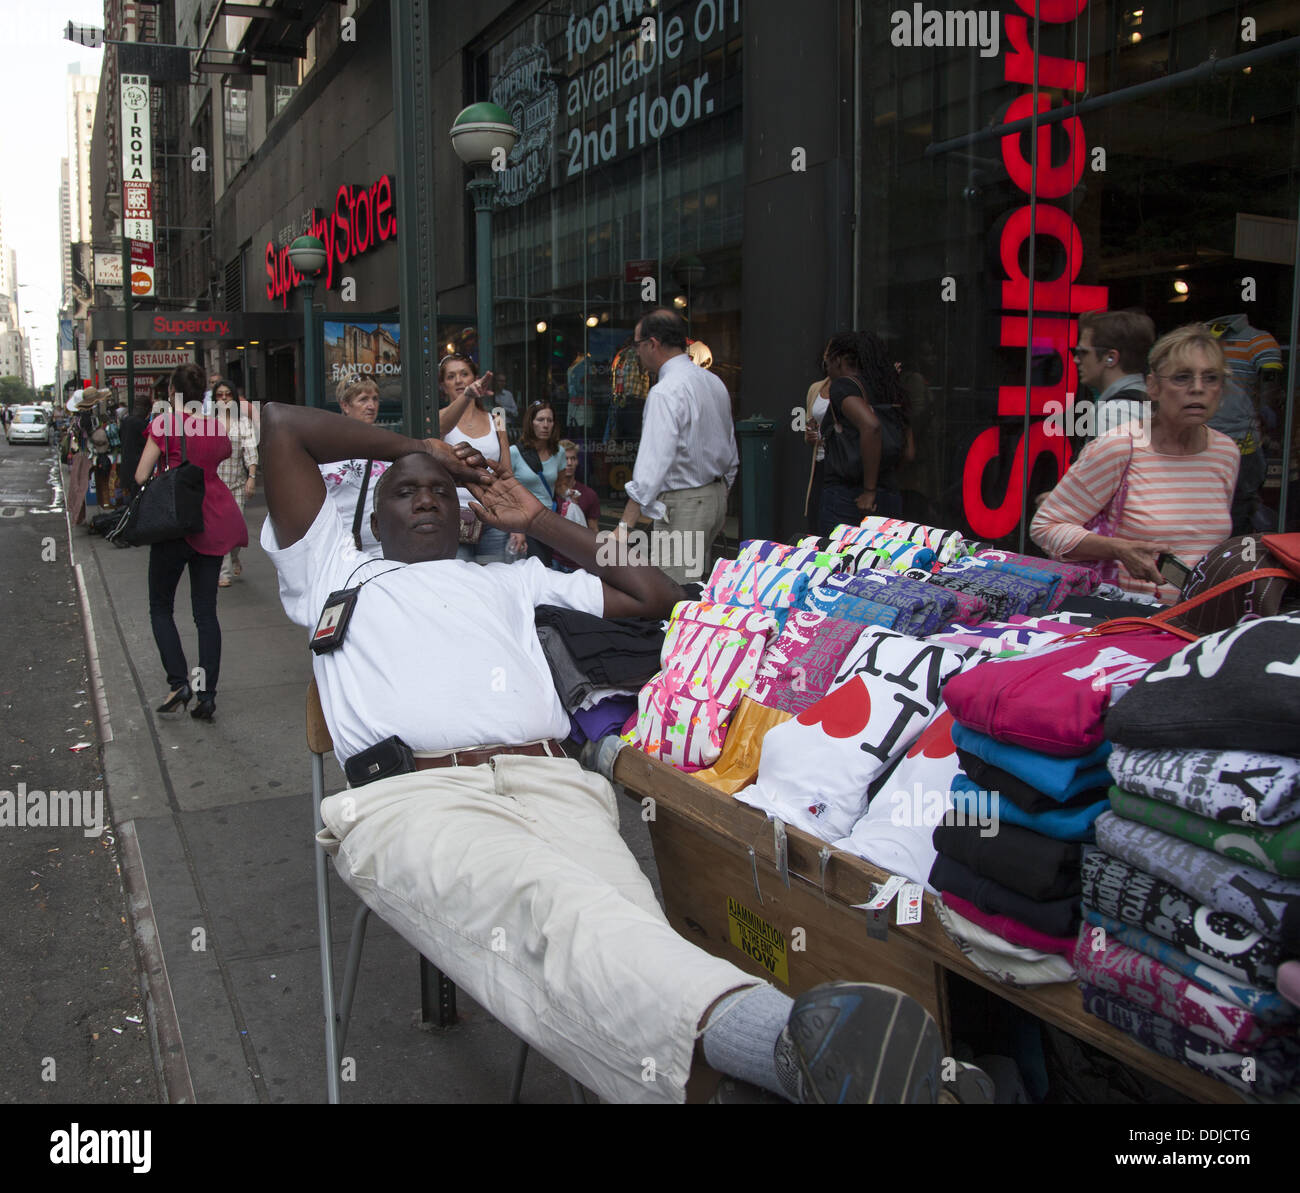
[951,774,1109,842]
[951,721,1111,802]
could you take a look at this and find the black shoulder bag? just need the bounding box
[107,412,206,546]
[353,460,374,551]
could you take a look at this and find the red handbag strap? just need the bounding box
[1154,568,1293,623]
[1080,567,1295,642]
[1081,617,1199,643]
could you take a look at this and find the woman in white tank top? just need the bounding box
[438,353,511,563]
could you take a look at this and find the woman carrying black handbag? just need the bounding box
[133,363,249,721]
[816,330,915,537]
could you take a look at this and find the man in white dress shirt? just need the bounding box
[618,309,738,584]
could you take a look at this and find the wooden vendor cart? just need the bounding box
[613,749,1260,1106]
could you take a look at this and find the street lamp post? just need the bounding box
[450,103,517,378]
[287,236,327,409]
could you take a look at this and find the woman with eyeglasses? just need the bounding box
[437,353,507,563]
[1032,323,1239,604]
[509,400,562,564]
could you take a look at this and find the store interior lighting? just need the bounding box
[536,321,547,333]
[585,315,598,327]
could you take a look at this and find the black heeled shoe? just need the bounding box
[156,685,192,712]
[191,700,216,721]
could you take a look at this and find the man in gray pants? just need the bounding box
[618,309,737,584]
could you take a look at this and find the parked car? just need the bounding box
[7,406,52,446]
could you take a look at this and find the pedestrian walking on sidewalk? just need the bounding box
[134,363,249,721]
[212,379,259,586]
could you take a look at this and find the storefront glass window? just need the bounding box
[858,2,1298,543]
[478,0,743,499]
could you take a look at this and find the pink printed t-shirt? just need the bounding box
[147,412,250,557]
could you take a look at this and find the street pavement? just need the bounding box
[63,454,668,1104]
[0,439,157,1104]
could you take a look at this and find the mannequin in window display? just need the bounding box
[1206,313,1285,535]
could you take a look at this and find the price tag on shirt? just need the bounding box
[854,874,907,912]
[896,883,924,925]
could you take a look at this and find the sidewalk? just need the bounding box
[74,493,664,1104]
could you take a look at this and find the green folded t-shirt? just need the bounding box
[1109,785,1300,878]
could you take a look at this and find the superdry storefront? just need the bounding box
[476,0,743,499]
[201,0,1296,539]
[473,0,1295,535]
[850,0,1298,542]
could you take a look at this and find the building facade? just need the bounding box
[88,0,1299,540]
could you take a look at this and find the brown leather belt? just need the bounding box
[412,740,567,770]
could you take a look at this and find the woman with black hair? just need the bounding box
[118,390,155,504]
[134,362,248,721]
[816,330,914,537]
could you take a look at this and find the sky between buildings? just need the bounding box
[0,0,105,387]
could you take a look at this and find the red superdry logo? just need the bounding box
[962,0,1109,541]
[152,315,231,337]
[265,177,397,309]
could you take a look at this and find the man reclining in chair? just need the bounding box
[258,401,973,1104]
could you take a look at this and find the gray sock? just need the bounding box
[700,985,797,1100]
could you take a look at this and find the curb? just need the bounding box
[62,460,197,1105]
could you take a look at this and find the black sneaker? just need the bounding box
[778,982,945,1104]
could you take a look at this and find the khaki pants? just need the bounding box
[317,754,759,1103]
[655,479,727,585]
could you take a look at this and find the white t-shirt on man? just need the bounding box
[260,499,603,765]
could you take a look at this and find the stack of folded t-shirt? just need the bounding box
[734,626,974,843]
[831,612,1105,895]
[930,556,1059,620]
[924,626,1187,986]
[1073,614,1300,1094]
[534,605,666,745]
[804,571,957,637]
[693,602,896,794]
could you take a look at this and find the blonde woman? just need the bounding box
[319,376,389,557]
[212,379,258,586]
[1032,324,1238,603]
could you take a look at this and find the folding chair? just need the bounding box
[307,679,586,1104]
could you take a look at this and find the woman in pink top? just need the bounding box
[134,362,249,720]
[1031,324,1238,604]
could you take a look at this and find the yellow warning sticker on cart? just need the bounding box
[727,897,789,985]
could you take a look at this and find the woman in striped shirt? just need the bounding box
[1031,324,1238,604]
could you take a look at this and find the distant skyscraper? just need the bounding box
[60,158,72,298]
[67,65,98,246]
[61,63,99,394]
